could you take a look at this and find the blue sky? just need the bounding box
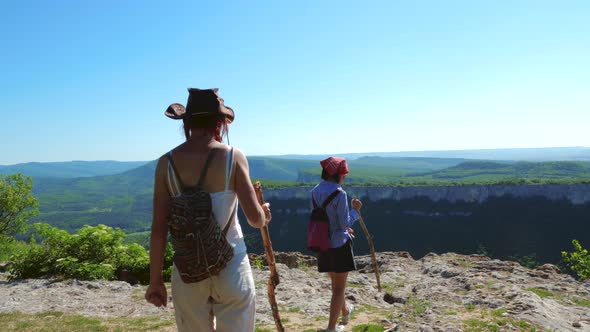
[1,0,589,164]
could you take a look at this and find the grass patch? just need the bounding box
[512,320,533,329]
[571,297,590,307]
[464,316,537,332]
[347,282,364,288]
[380,280,405,293]
[526,287,554,298]
[463,318,500,332]
[445,253,475,268]
[465,303,476,311]
[357,303,379,313]
[0,313,20,324]
[287,306,301,313]
[405,297,431,316]
[0,312,105,332]
[251,256,265,269]
[490,308,507,317]
[0,311,174,332]
[352,324,385,332]
[111,316,174,330]
[255,328,273,332]
[299,264,311,273]
[34,311,65,318]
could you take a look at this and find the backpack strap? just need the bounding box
[224,146,234,192]
[196,148,219,187]
[321,189,342,209]
[221,203,237,236]
[166,151,184,194]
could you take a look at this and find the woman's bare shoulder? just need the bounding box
[230,146,247,162]
[155,154,171,172]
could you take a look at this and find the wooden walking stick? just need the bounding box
[253,181,285,332]
[355,208,381,291]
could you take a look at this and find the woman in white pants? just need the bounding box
[145,88,271,332]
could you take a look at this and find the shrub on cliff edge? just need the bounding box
[561,239,590,280]
[8,223,173,284]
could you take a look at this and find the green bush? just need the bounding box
[0,236,30,262]
[8,223,173,284]
[0,173,39,236]
[561,240,590,280]
[55,257,116,280]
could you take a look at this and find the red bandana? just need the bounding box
[320,157,349,177]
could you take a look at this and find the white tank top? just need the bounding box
[166,146,247,255]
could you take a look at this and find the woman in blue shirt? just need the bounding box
[311,157,362,332]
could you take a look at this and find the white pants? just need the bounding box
[171,251,256,332]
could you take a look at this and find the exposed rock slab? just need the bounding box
[1,252,590,331]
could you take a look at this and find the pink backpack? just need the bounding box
[307,189,342,253]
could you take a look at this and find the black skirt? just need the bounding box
[317,239,356,273]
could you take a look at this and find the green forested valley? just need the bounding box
[6,157,589,236]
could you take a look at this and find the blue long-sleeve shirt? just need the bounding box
[310,180,359,248]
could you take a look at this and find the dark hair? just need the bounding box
[182,114,229,142]
[321,169,341,183]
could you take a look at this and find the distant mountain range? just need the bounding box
[0,160,147,178]
[298,159,590,183]
[265,146,590,162]
[3,147,589,179]
[2,146,590,235]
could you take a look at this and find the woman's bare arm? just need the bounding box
[145,156,171,307]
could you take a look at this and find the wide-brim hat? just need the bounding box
[165,88,235,123]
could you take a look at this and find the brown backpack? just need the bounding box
[166,149,234,283]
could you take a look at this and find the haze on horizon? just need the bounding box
[1,146,589,166]
[1,1,589,165]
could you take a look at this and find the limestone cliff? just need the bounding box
[262,183,590,205]
[244,183,590,265]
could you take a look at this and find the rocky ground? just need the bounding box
[1,252,590,331]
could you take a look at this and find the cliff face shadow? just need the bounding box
[240,195,590,265]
